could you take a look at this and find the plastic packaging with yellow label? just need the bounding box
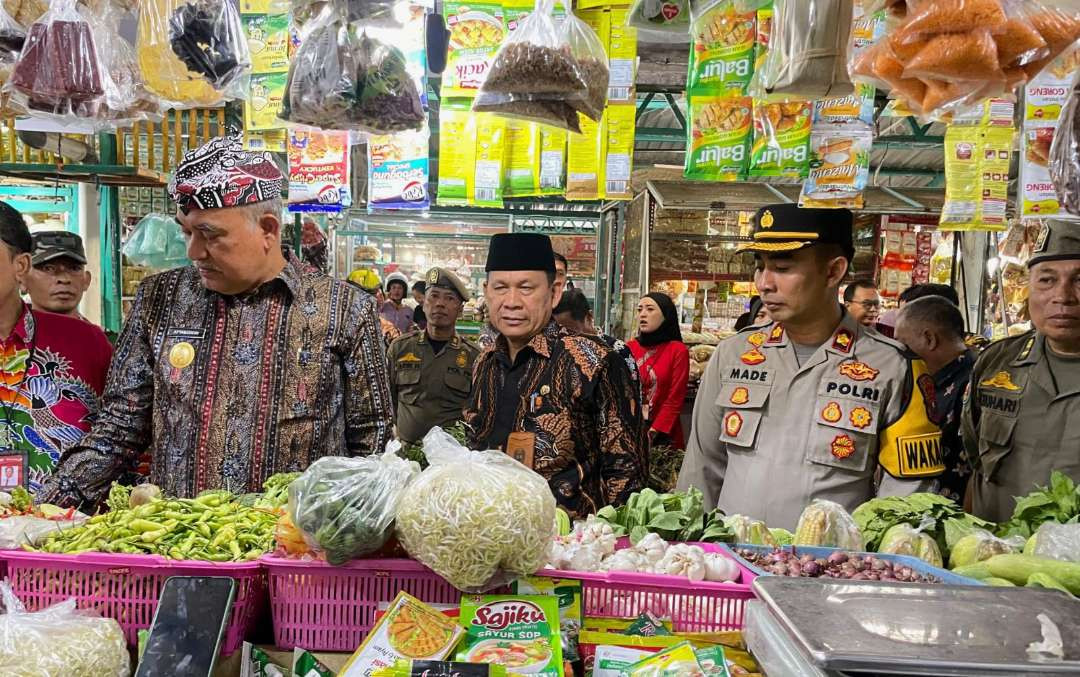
[749,99,811,179]
[605,104,635,199]
[540,126,568,195]
[939,125,981,230]
[244,14,290,73]
[503,119,541,197]
[568,111,605,200]
[624,641,703,676]
[442,0,505,98]
[437,99,475,206]
[245,72,287,130]
[608,8,637,104]
[799,125,872,209]
[688,0,756,97]
[472,113,506,208]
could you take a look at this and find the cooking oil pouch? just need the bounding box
[685,95,752,181]
[749,99,811,178]
[688,0,756,96]
[940,124,981,228]
[472,112,506,208]
[799,123,872,208]
[540,125,568,195]
[437,98,475,206]
[604,104,635,199]
[503,118,541,197]
[442,0,505,98]
[458,595,564,677]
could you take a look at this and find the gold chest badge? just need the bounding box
[168,342,195,369]
[980,371,1020,391]
[456,351,467,368]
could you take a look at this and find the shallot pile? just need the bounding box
[736,548,941,583]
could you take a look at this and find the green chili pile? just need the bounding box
[31,484,280,562]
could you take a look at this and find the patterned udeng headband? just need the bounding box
[168,136,284,214]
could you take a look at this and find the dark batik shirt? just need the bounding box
[463,320,646,518]
[933,349,976,502]
[42,256,394,506]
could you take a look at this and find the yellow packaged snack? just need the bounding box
[939,125,981,230]
[749,99,811,179]
[568,112,606,200]
[245,72,287,130]
[244,14,290,73]
[540,126,568,195]
[504,119,541,197]
[340,592,464,677]
[685,95,752,181]
[472,113,506,208]
[978,127,1014,231]
[688,0,756,97]
[443,0,505,98]
[605,104,635,199]
[608,8,637,104]
[437,99,475,207]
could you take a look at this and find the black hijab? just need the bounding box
[638,292,682,347]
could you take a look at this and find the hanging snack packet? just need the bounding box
[941,126,985,230]
[503,119,541,197]
[0,5,23,116]
[90,2,162,126]
[1019,3,1080,81]
[979,126,1013,230]
[567,111,605,199]
[608,8,637,104]
[626,0,690,34]
[437,99,474,206]
[442,0,505,98]
[472,112,506,208]
[799,124,872,208]
[540,126,568,195]
[604,103,635,199]
[749,99,811,178]
[814,82,875,125]
[458,595,564,676]
[7,0,104,117]
[688,0,756,97]
[168,0,252,92]
[684,95,752,181]
[368,127,431,211]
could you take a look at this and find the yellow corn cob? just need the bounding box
[794,507,828,546]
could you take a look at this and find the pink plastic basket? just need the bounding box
[0,550,265,655]
[262,555,468,651]
[534,542,757,632]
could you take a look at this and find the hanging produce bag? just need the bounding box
[473,0,608,133]
[90,3,163,127]
[121,212,190,270]
[1049,80,1080,216]
[6,0,104,118]
[280,3,424,134]
[754,0,854,100]
[138,0,250,107]
[0,4,23,116]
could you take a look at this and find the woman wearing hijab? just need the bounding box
[628,292,690,449]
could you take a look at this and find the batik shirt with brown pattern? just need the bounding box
[41,255,394,506]
[464,320,647,518]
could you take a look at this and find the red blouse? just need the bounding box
[628,338,689,449]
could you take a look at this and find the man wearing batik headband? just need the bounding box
[41,137,394,509]
[678,204,943,529]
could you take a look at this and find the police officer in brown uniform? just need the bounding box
[387,267,480,444]
[962,221,1080,523]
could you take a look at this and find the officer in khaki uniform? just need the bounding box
[387,268,480,443]
[678,205,944,528]
[962,221,1080,523]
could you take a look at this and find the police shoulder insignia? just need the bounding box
[767,324,785,343]
[850,406,872,429]
[1019,336,1035,360]
[980,371,1021,391]
[723,411,743,437]
[740,349,766,365]
[839,361,878,381]
[747,331,767,348]
[831,434,856,459]
[456,351,467,368]
[832,328,854,353]
[730,386,750,405]
[398,352,422,363]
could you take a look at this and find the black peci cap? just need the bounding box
[485,233,556,273]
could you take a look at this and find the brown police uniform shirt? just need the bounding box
[962,330,1080,523]
[387,330,480,444]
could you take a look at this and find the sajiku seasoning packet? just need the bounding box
[459,595,564,676]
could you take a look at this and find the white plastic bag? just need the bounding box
[0,514,87,549]
[395,427,557,592]
[755,0,854,99]
[878,519,944,567]
[1032,522,1080,563]
[1050,81,1080,216]
[288,442,419,565]
[0,582,130,677]
[121,213,190,271]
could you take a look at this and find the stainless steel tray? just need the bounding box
[753,576,1080,675]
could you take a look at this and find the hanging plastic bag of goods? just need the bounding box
[1050,77,1080,216]
[850,0,1080,118]
[752,0,855,100]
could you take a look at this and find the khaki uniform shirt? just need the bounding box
[387,330,480,443]
[962,331,1080,523]
[678,313,944,529]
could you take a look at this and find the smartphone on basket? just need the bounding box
[135,576,237,677]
